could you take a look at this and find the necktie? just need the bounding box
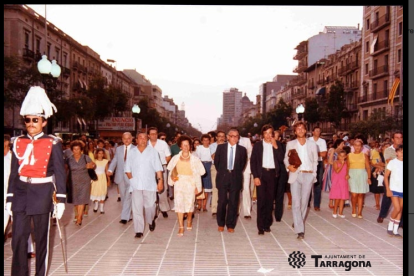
[124,146,127,161]
[228,146,233,170]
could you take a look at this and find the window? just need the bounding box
[55,48,60,63]
[47,43,51,58]
[384,80,388,97]
[398,22,402,36]
[63,53,67,67]
[370,35,378,54]
[36,37,41,53]
[365,41,369,53]
[397,49,401,63]
[366,18,370,30]
[24,31,30,49]
[365,63,369,75]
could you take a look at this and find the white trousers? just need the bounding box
[131,190,157,233]
[239,172,253,216]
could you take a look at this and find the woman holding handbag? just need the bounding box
[167,135,205,236]
[66,140,95,226]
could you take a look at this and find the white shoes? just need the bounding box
[332,214,338,218]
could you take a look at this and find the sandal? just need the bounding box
[177,227,184,236]
[202,208,207,212]
[187,223,193,230]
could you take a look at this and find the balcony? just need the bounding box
[316,79,325,85]
[292,89,306,99]
[62,66,71,77]
[290,76,307,86]
[72,61,79,71]
[369,64,389,79]
[22,48,35,60]
[308,81,315,89]
[293,48,307,60]
[344,80,360,92]
[358,89,389,104]
[370,13,390,32]
[371,39,389,56]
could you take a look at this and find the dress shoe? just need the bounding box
[119,220,127,224]
[135,232,143,238]
[100,211,105,214]
[162,211,168,218]
[377,217,384,223]
[128,218,133,222]
[117,197,121,202]
[258,229,264,235]
[297,232,305,239]
[244,216,251,219]
[212,213,216,217]
[218,226,224,232]
[149,220,156,231]
[264,228,271,232]
[227,228,235,233]
[276,219,281,222]
[292,223,294,228]
[93,209,98,213]
[314,207,320,211]
[394,233,403,238]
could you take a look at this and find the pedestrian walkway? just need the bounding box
[4,185,403,275]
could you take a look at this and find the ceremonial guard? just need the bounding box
[5,86,66,276]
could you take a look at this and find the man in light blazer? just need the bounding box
[214,127,247,233]
[284,122,318,239]
[107,132,136,224]
[250,124,284,235]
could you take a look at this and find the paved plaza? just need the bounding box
[4,185,403,276]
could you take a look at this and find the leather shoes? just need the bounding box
[218,226,224,232]
[149,220,156,231]
[297,232,305,239]
[119,220,127,224]
[276,219,281,222]
[135,232,143,238]
[314,207,320,211]
[227,228,235,233]
[244,216,251,219]
[264,228,271,232]
[162,211,168,218]
[117,197,121,202]
[258,229,264,235]
[377,217,384,223]
[212,213,217,217]
[292,223,294,228]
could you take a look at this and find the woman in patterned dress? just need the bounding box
[167,135,205,236]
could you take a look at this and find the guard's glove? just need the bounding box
[55,203,65,220]
[6,202,12,217]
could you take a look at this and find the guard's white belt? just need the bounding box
[20,176,53,184]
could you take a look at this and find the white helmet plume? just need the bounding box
[20,86,57,119]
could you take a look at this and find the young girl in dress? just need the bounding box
[330,150,349,218]
[384,144,403,237]
[91,148,110,214]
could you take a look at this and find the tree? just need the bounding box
[303,97,320,124]
[324,80,348,132]
[266,98,293,130]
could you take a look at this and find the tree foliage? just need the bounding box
[325,80,348,129]
[266,98,293,130]
[303,97,320,124]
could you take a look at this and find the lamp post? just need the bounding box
[37,4,61,135]
[132,104,141,137]
[296,103,305,122]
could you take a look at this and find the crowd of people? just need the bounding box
[4,86,403,275]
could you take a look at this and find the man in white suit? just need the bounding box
[107,132,136,224]
[284,122,318,240]
[238,136,253,219]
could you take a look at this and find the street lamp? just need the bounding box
[132,104,141,136]
[37,5,61,135]
[296,104,305,122]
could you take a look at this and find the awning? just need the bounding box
[388,77,400,105]
[316,87,326,96]
[370,35,378,54]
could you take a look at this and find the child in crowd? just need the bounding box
[330,150,349,218]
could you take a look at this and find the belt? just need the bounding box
[202,161,212,163]
[20,176,53,184]
[300,170,313,173]
[262,168,275,171]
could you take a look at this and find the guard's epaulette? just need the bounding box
[48,134,62,145]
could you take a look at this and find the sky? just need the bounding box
[27,5,363,133]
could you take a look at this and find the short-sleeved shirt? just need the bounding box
[195,145,213,162]
[387,158,403,193]
[308,137,327,162]
[124,146,163,192]
[148,139,171,165]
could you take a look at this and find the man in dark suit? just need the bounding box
[214,127,247,233]
[250,124,284,235]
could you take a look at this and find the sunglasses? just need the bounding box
[160,138,166,140]
[24,118,40,124]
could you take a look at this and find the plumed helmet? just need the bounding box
[20,86,57,119]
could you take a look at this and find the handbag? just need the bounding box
[288,149,302,169]
[196,189,205,200]
[84,155,98,181]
